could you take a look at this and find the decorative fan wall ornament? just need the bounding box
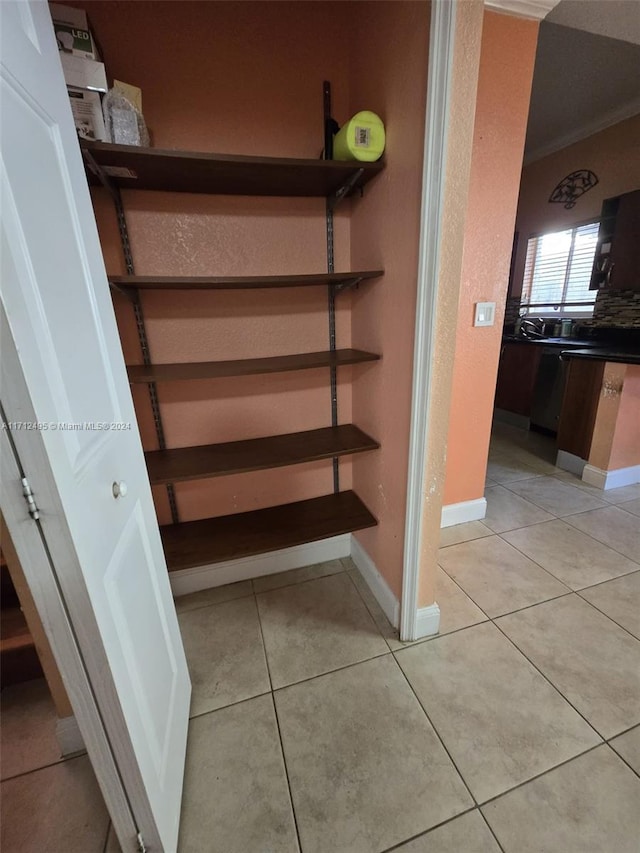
[549,170,599,209]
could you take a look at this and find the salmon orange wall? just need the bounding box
[589,363,640,472]
[443,11,539,508]
[511,115,640,300]
[348,1,431,598]
[610,366,640,470]
[78,1,360,526]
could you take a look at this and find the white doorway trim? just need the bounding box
[400,0,458,642]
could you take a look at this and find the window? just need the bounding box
[521,221,599,316]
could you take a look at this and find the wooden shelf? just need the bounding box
[0,607,32,653]
[0,606,42,686]
[146,424,379,485]
[81,140,384,197]
[109,270,384,291]
[127,348,380,384]
[161,490,376,571]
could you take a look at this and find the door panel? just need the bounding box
[0,3,190,850]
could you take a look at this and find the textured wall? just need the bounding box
[443,10,539,509]
[81,1,356,525]
[589,364,640,472]
[610,366,640,470]
[348,1,431,599]
[417,0,485,605]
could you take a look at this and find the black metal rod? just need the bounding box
[323,80,333,161]
[324,83,339,493]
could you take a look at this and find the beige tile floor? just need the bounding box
[3,424,639,852]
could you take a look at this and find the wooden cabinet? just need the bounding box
[590,189,640,291]
[557,359,604,460]
[608,189,640,290]
[494,342,542,416]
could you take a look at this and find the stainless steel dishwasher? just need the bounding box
[530,348,568,433]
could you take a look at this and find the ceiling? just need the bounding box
[523,14,640,162]
[547,0,640,46]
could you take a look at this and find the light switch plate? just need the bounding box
[474,301,496,327]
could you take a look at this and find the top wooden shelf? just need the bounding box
[80,140,384,198]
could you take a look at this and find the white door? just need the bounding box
[0,2,191,851]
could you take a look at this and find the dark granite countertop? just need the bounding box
[502,336,599,348]
[559,348,640,365]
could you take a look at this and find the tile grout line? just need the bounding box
[272,650,393,694]
[605,721,640,741]
[252,590,305,853]
[478,807,508,853]
[388,612,489,653]
[394,620,607,809]
[494,526,640,594]
[438,559,573,623]
[440,511,638,636]
[492,469,640,563]
[378,804,479,853]
[496,477,640,565]
[605,740,640,781]
[488,615,606,742]
[499,473,608,514]
[477,742,604,810]
[342,564,399,652]
[420,570,608,754]
[389,654,480,810]
[268,693,305,853]
[561,512,640,564]
[174,589,254,616]
[0,750,87,785]
[175,564,350,617]
[253,565,347,597]
[573,588,640,643]
[187,689,274,722]
[102,822,112,853]
[574,566,640,594]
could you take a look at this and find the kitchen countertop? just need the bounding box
[502,335,599,348]
[559,348,640,365]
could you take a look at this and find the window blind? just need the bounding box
[522,221,599,315]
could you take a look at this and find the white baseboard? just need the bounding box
[170,534,351,596]
[556,450,586,477]
[56,715,85,756]
[415,603,441,640]
[350,535,400,629]
[441,497,487,528]
[582,463,640,491]
[493,408,530,430]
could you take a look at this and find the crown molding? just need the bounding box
[484,0,561,21]
[524,97,640,165]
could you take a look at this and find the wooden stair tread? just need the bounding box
[109,270,383,290]
[1,607,33,653]
[81,140,384,197]
[127,348,380,383]
[146,425,379,485]
[161,490,376,571]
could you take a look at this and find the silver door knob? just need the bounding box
[112,481,128,499]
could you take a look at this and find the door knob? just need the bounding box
[112,481,128,499]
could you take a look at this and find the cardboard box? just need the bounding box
[50,3,100,60]
[60,53,107,92]
[67,87,107,142]
[49,2,88,29]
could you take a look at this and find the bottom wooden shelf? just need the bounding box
[161,490,376,572]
